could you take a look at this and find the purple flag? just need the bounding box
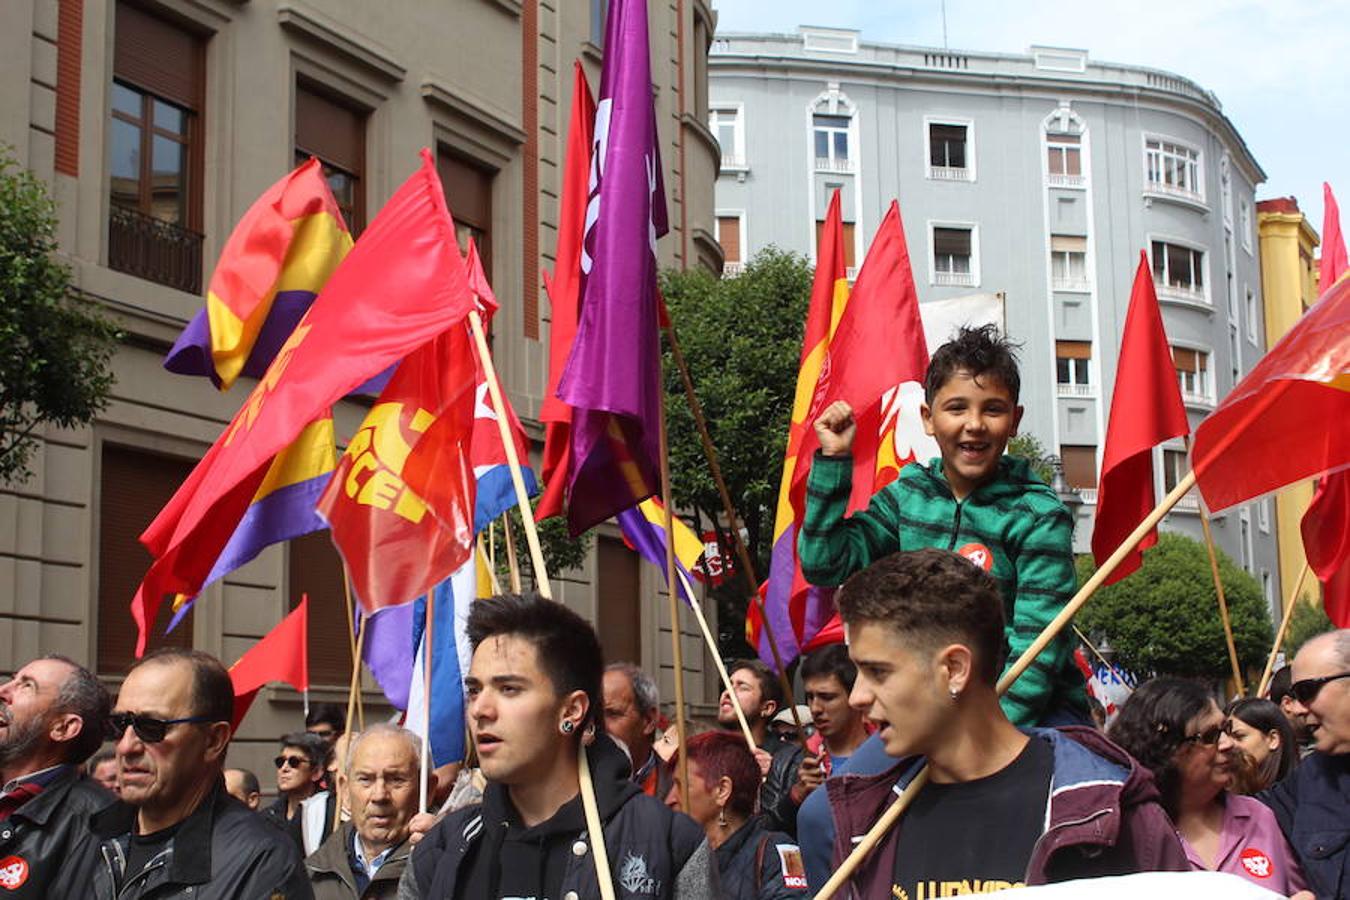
[555,0,668,536]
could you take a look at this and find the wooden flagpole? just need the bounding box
[815,470,1199,899]
[336,611,367,830]
[658,389,692,811]
[1072,625,1132,694]
[501,512,523,592]
[1258,561,1312,696]
[477,535,503,595]
[419,583,435,812]
[467,308,552,597]
[1185,438,1245,697]
[663,322,806,743]
[340,575,366,730]
[579,745,618,900]
[676,567,757,753]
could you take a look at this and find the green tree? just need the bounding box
[0,148,119,485]
[660,248,814,655]
[1281,597,1333,655]
[1075,531,1273,684]
[483,501,592,590]
[1007,433,1053,484]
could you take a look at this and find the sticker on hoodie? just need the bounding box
[777,844,808,890]
[957,543,994,572]
[0,856,28,890]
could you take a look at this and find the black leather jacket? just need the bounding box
[759,744,805,837]
[87,777,313,899]
[0,766,112,898]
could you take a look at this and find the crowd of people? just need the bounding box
[0,326,1344,899]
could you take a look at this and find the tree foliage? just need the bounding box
[1006,433,1053,484]
[660,248,814,653]
[1281,597,1334,655]
[1075,531,1273,684]
[0,147,119,485]
[483,501,592,591]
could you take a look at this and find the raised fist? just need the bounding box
[813,400,856,457]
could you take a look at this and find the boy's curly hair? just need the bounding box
[924,324,1021,405]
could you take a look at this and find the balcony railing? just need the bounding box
[1047,173,1085,188]
[1181,390,1214,408]
[934,270,974,287]
[1052,277,1091,292]
[814,157,855,174]
[1155,280,1209,306]
[1145,179,1204,205]
[1056,383,1094,398]
[108,204,203,294]
[1171,491,1201,512]
[721,261,744,278]
[1077,488,1098,505]
[929,165,972,182]
[720,154,746,170]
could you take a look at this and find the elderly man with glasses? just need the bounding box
[1260,628,1350,900]
[85,647,312,899]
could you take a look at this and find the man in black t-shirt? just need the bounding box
[824,550,1188,897]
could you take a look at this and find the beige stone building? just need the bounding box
[0,0,722,784]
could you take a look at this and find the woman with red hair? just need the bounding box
[665,732,807,898]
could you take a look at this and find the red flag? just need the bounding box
[1091,252,1191,583]
[131,150,478,654]
[1303,474,1350,627]
[229,595,308,729]
[1192,276,1350,512]
[465,237,499,317]
[1299,184,1350,626]
[1321,182,1348,293]
[536,63,596,521]
[317,328,478,612]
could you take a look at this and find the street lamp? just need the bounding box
[1046,454,1083,543]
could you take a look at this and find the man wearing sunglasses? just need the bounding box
[85,647,312,899]
[1259,629,1350,900]
[0,655,113,898]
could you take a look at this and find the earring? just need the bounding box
[949,687,959,702]
[561,720,575,735]
[717,808,727,828]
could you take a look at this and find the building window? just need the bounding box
[1261,568,1273,610]
[1240,198,1253,253]
[98,444,197,674]
[710,105,744,169]
[1172,346,1212,405]
[596,536,642,665]
[590,0,606,46]
[295,82,367,233]
[288,531,351,687]
[1046,133,1083,187]
[1050,235,1089,290]
[716,213,744,276]
[1245,286,1259,345]
[1151,240,1206,302]
[815,219,857,271]
[1055,341,1092,397]
[438,148,496,276]
[1160,446,1201,511]
[927,121,972,181]
[932,226,975,287]
[1240,508,1253,574]
[1258,497,1271,533]
[108,1,204,294]
[1145,137,1202,201]
[1229,323,1241,386]
[1060,445,1098,494]
[812,114,851,173]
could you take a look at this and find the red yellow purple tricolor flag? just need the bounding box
[164,158,351,390]
[616,497,705,606]
[758,191,850,666]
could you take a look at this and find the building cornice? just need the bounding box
[277,2,407,83]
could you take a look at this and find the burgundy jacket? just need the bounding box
[825,726,1189,898]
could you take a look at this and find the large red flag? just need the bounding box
[131,149,478,654]
[537,63,596,522]
[1192,276,1350,512]
[317,327,478,612]
[1300,184,1350,626]
[228,595,308,729]
[1091,252,1191,583]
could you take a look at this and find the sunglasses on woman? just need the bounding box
[106,712,214,744]
[1180,724,1228,747]
[275,755,310,770]
[1289,671,1350,706]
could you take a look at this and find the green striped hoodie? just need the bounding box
[798,452,1087,726]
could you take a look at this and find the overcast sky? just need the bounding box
[710,0,1349,247]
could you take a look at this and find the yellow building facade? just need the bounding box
[1255,197,1322,614]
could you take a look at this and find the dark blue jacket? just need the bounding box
[714,818,807,900]
[1259,750,1350,899]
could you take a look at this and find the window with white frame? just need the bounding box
[1145,137,1202,200]
[1172,346,1211,404]
[1258,498,1270,533]
[1245,286,1259,344]
[813,114,851,172]
[1240,198,1253,253]
[715,213,744,275]
[1151,240,1206,301]
[1055,341,1092,396]
[1046,133,1083,186]
[710,106,744,169]
[1161,446,1199,510]
[1262,568,1273,609]
[932,226,975,286]
[927,121,972,181]
[1050,235,1088,290]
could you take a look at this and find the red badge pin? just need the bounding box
[957,543,995,572]
[1239,847,1273,879]
[0,856,28,890]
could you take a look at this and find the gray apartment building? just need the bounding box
[710,27,1283,613]
[0,0,722,777]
